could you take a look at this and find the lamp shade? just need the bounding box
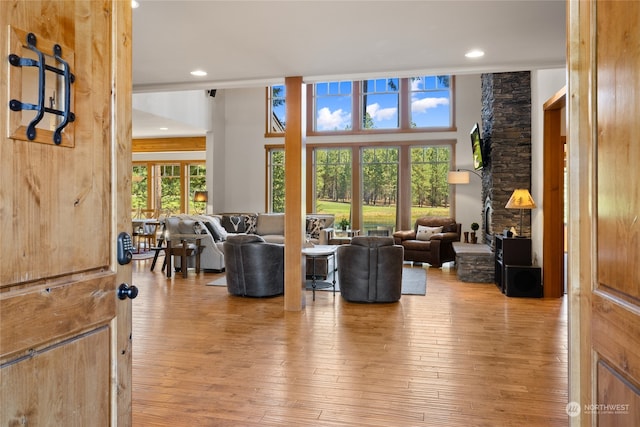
[505,189,536,209]
[447,171,470,184]
[193,191,208,203]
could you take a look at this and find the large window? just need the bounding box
[266,143,453,230]
[267,148,285,212]
[313,148,352,224]
[131,161,206,216]
[361,147,399,232]
[410,146,451,224]
[188,164,207,213]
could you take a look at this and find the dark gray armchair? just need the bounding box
[336,236,404,303]
[223,235,284,297]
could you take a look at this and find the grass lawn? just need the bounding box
[316,200,450,231]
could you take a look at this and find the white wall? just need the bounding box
[531,68,567,266]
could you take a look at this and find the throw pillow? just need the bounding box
[209,217,228,241]
[203,220,221,242]
[416,225,443,241]
[306,217,326,239]
[245,214,258,234]
[221,215,246,233]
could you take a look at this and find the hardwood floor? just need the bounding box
[131,256,568,426]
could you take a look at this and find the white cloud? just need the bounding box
[366,103,397,121]
[411,97,449,114]
[317,107,351,131]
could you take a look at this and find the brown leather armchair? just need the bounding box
[393,217,461,267]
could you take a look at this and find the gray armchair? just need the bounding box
[336,236,404,303]
[223,235,284,297]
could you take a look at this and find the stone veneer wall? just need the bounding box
[480,72,532,247]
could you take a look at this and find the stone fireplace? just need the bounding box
[480,71,532,248]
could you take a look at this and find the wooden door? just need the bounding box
[568,0,640,425]
[0,1,133,425]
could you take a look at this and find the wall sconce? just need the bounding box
[447,168,482,184]
[193,191,208,214]
[505,188,536,237]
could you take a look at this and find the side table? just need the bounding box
[302,245,338,301]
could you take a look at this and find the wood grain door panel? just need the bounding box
[0,1,132,425]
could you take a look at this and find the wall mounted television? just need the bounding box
[470,123,484,170]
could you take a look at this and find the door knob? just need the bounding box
[117,283,139,300]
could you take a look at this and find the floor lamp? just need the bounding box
[505,189,536,237]
[447,168,482,184]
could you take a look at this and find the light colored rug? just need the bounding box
[207,265,427,295]
[132,251,157,260]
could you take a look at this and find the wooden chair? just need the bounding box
[165,237,202,278]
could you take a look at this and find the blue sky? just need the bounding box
[273,76,451,131]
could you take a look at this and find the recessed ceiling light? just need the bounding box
[131,0,139,8]
[190,70,208,77]
[465,49,485,59]
[159,127,168,131]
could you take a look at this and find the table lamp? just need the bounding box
[193,191,208,214]
[505,188,536,237]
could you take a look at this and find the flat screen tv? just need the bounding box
[470,123,484,170]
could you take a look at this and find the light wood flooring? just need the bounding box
[131,256,568,427]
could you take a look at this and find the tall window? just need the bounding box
[361,147,399,232]
[188,164,207,213]
[313,148,352,224]
[313,81,353,131]
[131,161,206,216]
[266,85,286,135]
[159,164,181,215]
[362,78,400,130]
[410,146,451,224]
[132,165,148,213]
[268,148,285,212]
[410,75,452,128]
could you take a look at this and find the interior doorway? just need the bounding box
[542,86,566,298]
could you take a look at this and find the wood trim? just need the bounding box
[283,76,305,311]
[112,0,133,424]
[132,136,205,153]
[542,85,566,298]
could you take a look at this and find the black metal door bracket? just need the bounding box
[8,32,75,145]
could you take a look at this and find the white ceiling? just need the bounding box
[131,0,567,137]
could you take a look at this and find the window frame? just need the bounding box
[302,76,455,136]
[132,160,206,216]
[265,140,456,231]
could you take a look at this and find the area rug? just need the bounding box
[132,251,156,261]
[206,265,427,295]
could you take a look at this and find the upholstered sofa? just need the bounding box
[336,236,404,303]
[223,235,284,297]
[392,216,461,268]
[163,213,335,274]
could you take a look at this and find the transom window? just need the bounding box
[410,76,452,128]
[265,75,454,137]
[362,78,400,130]
[314,81,353,131]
